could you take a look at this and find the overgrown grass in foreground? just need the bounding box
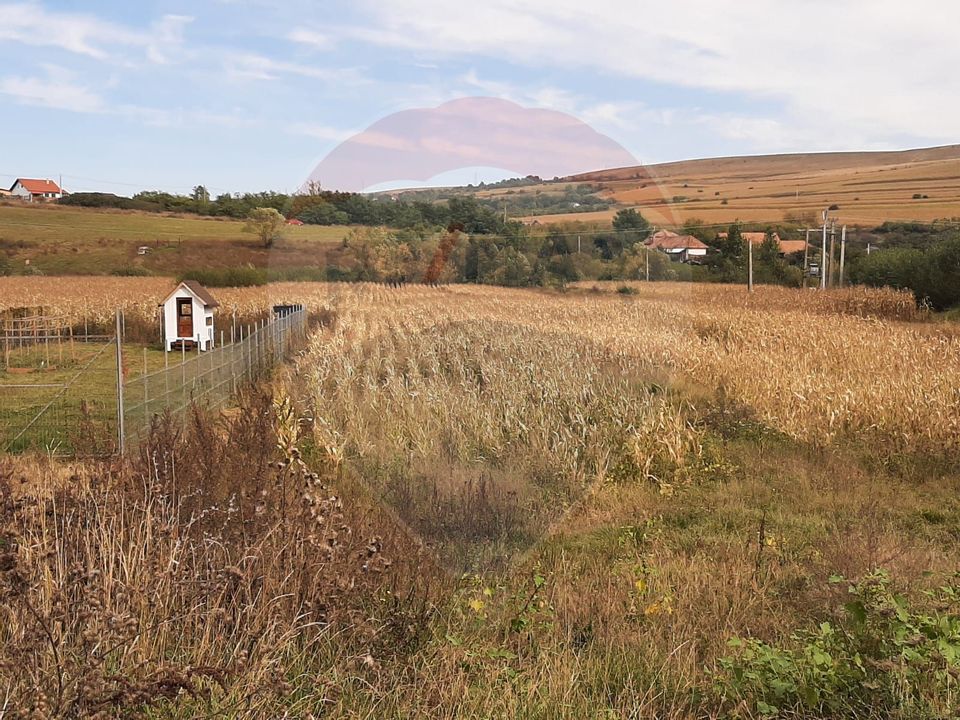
[2,283,959,718]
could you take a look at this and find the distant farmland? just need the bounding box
[0,203,348,276]
[491,144,960,227]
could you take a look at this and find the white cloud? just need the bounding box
[146,14,193,64]
[223,52,365,84]
[348,0,960,146]
[0,3,192,64]
[288,122,355,141]
[287,29,333,50]
[0,65,102,112]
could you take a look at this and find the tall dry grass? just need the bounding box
[0,392,438,718]
[293,283,960,455]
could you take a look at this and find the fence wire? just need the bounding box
[122,309,307,446]
[1,308,307,456]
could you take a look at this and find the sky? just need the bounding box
[0,0,958,195]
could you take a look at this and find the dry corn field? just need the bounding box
[3,277,954,452]
[293,282,959,454]
[3,277,960,719]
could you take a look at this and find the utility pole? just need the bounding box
[820,210,829,290]
[645,248,650,281]
[577,234,581,254]
[748,238,754,293]
[827,220,837,287]
[839,225,847,288]
[803,228,811,288]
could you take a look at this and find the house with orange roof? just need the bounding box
[9,178,63,203]
[644,229,710,263]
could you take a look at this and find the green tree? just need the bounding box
[489,247,532,287]
[612,208,651,236]
[191,185,210,205]
[709,222,747,282]
[244,207,286,248]
[620,243,674,281]
[919,237,960,310]
[298,201,349,225]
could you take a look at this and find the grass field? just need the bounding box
[498,145,960,227]
[3,281,959,717]
[0,203,349,275]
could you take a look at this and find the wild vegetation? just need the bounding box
[2,281,959,718]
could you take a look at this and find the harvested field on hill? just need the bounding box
[509,145,960,226]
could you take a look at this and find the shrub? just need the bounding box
[717,570,960,718]
[180,266,268,287]
[111,266,152,277]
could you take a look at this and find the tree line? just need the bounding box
[53,186,960,310]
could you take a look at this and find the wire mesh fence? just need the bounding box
[1,307,308,456]
[122,308,308,448]
[0,337,119,455]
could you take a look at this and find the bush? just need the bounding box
[180,266,268,287]
[717,570,960,718]
[853,237,960,310]
[852,248,925,292]
[111,266,152,277]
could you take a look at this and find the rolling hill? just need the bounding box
[483,144,960,227]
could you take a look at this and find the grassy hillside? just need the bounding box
[0,203,349,276]
[481,145,960,227]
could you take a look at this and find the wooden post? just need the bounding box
[115,311,125,457]
[143,347,149,426]
[828,223,837,287]
[821,211,828,290]
[803,228,810,288]
[748,239,754,293]
[839,225,847,288]
[181,340,186,401]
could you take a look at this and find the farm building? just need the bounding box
[717,231,809,256]
[286,218,304,226]
[0,188,11,197]
[9,178,62,202]
[644,230,710,263]
[161,280,219,352]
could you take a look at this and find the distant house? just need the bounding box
[717,231,808,256]
[286,218,304,226]
[645,229,710,263]
[9,178,62,203]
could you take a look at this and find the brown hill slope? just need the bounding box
[521,145,960,227]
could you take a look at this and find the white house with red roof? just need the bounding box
[644,229,710,263]
[9,178,63,202]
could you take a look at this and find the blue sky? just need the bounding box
[1,0,957,194]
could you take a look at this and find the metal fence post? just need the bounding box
[115,311,125,457]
